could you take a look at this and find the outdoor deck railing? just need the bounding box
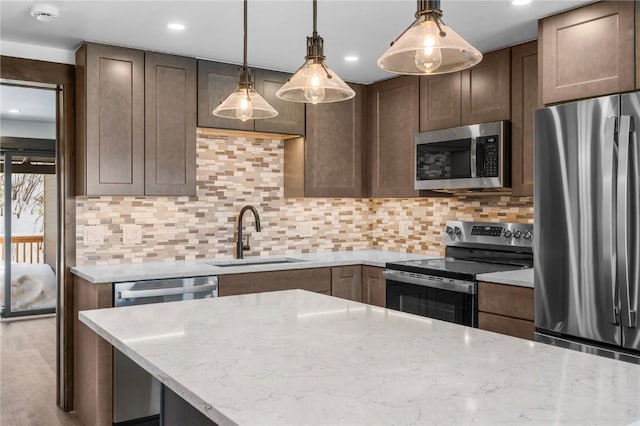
[0,235,45,264]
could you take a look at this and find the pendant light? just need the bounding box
[213,0,278,121]
[275,0,355,104]
[378,0,482,75]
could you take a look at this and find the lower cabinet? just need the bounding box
[218,265,387,308]
[331,266,362,302]
[218,268,331,296]
[361,266,386,307]
[478,281,534,340]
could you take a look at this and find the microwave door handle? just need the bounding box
[603,116,619,325]
[470,139,478,178]
[617,115,636,328]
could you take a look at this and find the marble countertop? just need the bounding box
[80,290,640,426]
[71,250,437,283]
[476,268,534,288]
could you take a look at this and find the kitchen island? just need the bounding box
[80,290,640,425]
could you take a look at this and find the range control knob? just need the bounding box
[513,230,523,239]
[523,231,533,240]
[454,226,462,238]
[503,229,513,238]
[445,226,454,236]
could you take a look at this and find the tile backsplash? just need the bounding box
[76,132,533,266]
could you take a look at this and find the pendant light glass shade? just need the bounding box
[276,59,355,104]
[212,0,278,121]
[213,84,278,121]
[378,1,482,75]
[276,0,355,104]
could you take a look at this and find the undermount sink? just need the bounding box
[207,257,307,268]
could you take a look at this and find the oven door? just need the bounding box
[383,270,478,327]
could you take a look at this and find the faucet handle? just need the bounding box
[242,235,251,251]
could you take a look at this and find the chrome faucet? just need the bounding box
[236,205,261,259]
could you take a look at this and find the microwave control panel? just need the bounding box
[477,136,499,177]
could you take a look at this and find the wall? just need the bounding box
[76,132,371,265]
[76,132,533,266]
[1,40,75,65]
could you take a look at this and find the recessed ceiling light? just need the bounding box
[167,22,186,31]
[512,0,532,5]
[344,56,359,62]
[30,3,60,22]
[8,109,21,114]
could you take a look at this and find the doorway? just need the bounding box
[1,82,58,318]
[0,56,75,412]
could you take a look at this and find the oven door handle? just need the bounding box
[383,270,476,294]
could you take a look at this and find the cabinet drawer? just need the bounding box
[478,281,533,320]
[218,268,330,296]
[479,312,534,340]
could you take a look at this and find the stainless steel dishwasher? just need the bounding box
[113,276,218,425]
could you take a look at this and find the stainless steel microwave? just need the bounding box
[415,121,510,191]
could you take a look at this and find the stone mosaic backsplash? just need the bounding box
[75,132,533,266]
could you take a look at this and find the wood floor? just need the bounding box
[0,316,82,426]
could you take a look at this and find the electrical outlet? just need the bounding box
[298,221,313,237]
[399,220,411,237]
[83,226,105,246]
[122,224,142,245]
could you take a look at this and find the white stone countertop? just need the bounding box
[79,290,640,426]
[70,250,437,283]
[476,268,534,288]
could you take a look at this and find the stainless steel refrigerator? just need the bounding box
[534,92,639,363]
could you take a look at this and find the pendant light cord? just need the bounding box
[313,0,317,36]
[243,0,248,69]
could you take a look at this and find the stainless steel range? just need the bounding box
[384,221,533,327]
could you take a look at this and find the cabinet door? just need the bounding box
[478,282,534,321]
[81,43,145,195]
[461,48,511,125]
[254,69,305,135]
[419,72,461,131]
[361,266,385,307]
[197,60,254,131]
[540,1,635,105]
[305,83,366,197]
[145,53,197,196]
[218,268,331,296]
[369,76,420,198]
[331,266,362,302]
[511,41,538,197]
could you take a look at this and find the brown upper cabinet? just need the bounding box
[539,1,635,105]
[461,48,511,124]
[197,61,305,136]
[419,72,461,131]
[419,48,511,132]
[511,41,538,197]
[197,61,254,131]
[303,83,367,197]
[76,43,197,196]
[254,69,305,135]
[369,76,420,198]
[145,52,197,196]
[76,43,145,196]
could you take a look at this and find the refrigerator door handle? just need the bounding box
[603,116,619,325]
[617,115,636,328]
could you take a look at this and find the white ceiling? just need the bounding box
[0,85,57,122]
[0,0,592,84]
